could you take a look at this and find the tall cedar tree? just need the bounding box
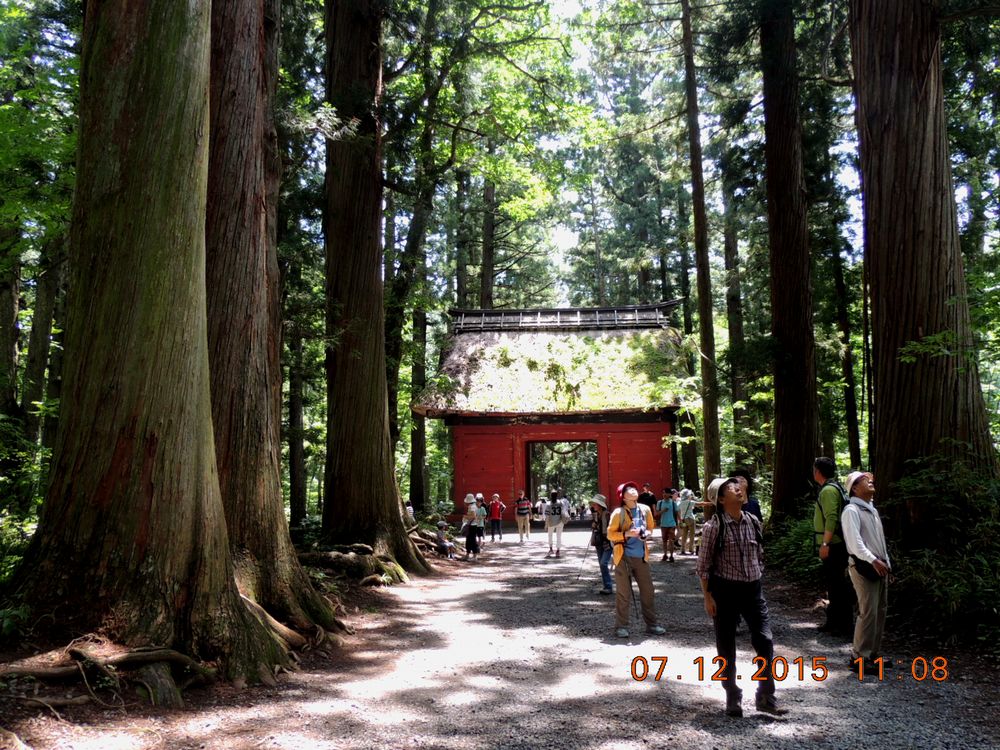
[759,0,819,522]
[206,0,336,630]
[15,0,284,679]
[849,0,997,543]
[681,0,721,486]
[323,0,426,571]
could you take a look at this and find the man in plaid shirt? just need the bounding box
[697,477,782,718]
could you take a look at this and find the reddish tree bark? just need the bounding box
[16,0,282,679]
[322,0,426,571]
[206,0,336,630]
[760,0,820,523]
[849,0,997,542]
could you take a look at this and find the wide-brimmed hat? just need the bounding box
[679,488,694,501]
[705,477,728,506]
[590,493,608,509]
[464,493,476,504]
[475,492,484,500]
[846,471,873,497]
[616,481,638,501]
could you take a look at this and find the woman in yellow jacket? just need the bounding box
[607,481,666,638]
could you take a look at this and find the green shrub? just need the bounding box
[890,456,1000,653]
[766,513,823,587]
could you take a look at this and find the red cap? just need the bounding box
[616,481,638,501]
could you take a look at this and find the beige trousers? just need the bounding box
[849,566,888,659]
[614,556,657,628]
[516,514,530,539]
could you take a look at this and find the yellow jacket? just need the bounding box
[607,503,657,565]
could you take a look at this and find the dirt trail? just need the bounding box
[5,529,997,749]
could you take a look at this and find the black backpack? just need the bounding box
[713,510,763,558]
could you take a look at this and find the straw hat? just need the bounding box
[705,477,728,506]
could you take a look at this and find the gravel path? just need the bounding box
[8,529,998,749]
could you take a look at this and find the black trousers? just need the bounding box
[710,576,775,698]
[822,542,855,633]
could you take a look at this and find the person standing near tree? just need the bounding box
[677,488,697,555]
[655,487,679,562]
[841,471,891,670]
[488,492,506,543]
[462,494,480,561]
[607,482,665,638]
[515,489,532,543]
[697,477,781,717]
[812,457,854,639]
[590,493,613,595]
[544,490,568,558]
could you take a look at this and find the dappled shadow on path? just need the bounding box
[9,529,996,749]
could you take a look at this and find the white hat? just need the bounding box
[437,520,448,528]
[464,493,476,504]
[845,471,872,497]
[706,477,728,506]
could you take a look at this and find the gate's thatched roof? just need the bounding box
[413,303,685,417]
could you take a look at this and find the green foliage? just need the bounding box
[765,514,823,587]
[0,603,29,639]
[891,456,1000,652]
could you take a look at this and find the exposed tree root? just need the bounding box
[241,595,307,651]
[0,726,33,750]
[299,550,408,583]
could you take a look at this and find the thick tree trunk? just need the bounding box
[480,164,496,309]
[20,237,63,444]
[206,0,335,631]
[16,0,283,679]
[760,0,819,524]
[288,329,307,529]
[676,190,700,491]
[849,0,998,542]
[681,0,721,485]
[323,0,426,572]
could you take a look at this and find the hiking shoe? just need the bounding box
[545,550,554,558]
[661,554,668,561]
[599,587,613,595]
[615,628,630,638]
[555,549,561,558]
[726,692,743,717]
[755,693,784,715]
[646,624,666,635]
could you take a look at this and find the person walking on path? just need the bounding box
[488,493,506,542]
[475,494,488,547]
[676,488,697,555]
[655,487,679,562]
[842,470,891,670]
[544,490,569,558]
[697,477,781,718]
[590,493,613,594]
[515,489,532,543]
[607,482,666,638]
[812,457,854,639]
[462,494,480,561]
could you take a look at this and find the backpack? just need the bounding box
[814,481,848,545]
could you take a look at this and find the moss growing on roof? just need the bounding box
[414,327,685,416]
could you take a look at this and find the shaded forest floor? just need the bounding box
[2,529,998,749]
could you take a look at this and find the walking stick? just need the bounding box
[575,541,593,581]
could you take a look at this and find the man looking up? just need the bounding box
[842,471,891,670]
[697,477,781,717]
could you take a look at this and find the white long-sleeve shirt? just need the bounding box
[841,496,890,568]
